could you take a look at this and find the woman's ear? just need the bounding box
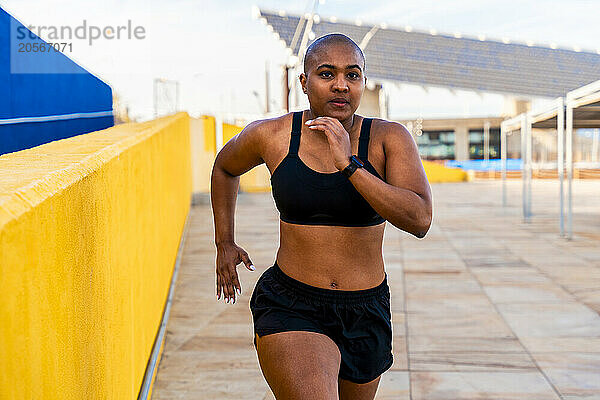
[299,73,307,94]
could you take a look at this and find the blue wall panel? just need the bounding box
[0,116,114,155]
[0,7,114,155]
[9,73,113,117]
[0,9,11,117]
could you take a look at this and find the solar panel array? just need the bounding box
[260,10,600,98]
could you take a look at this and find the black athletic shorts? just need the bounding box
[249,261,393,384]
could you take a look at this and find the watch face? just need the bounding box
[351,155,364,167]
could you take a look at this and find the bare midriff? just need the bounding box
[275,220,387,290]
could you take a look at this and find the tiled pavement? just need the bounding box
[152,179,600,400]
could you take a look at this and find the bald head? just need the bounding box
[303,33,365,74]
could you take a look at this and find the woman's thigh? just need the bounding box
[255,330,341,400]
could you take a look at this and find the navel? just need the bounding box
[329,281,338,289]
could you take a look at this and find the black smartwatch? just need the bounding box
[341,155,364,178]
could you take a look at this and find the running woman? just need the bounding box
[211,33,432,399]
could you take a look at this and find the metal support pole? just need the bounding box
[484,121,490,162]
[216,113,224,152]
[557,98,565,237]
[265,62,270,114]
[526,115,533,219]
[293,65,300,109]
[283,65,290,112]
[297,0,319,63]
[176,81,180,112]
[592,128,599,163]
[501,123,507,207]
[566,103,573,240]
[153,79,158,118]
[521,115,527,221]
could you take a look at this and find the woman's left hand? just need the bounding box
[305,117,352,171]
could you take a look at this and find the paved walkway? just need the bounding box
[152,180,600,400]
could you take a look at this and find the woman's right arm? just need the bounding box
[211,120,267,304]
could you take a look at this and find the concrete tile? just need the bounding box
[482,284,575,303]
[163,329,196,353]
[411,371,561,400]
[157,350,259,375]
[179,335,254,352]
[410,336,525,353]
[588,302,600,315]
[406,293,496,314]
[496,302,600,337]
[391,335,408,371]
[518,336,600,353]
[404,263,467,273]
[574,290,600,305]
[405,274,484,295]
[409,351,536,372]
[470,267,555,285]
[375,371,410,399]
[408,312,515,338]
[198,322,254,338]
[533,352,600,397]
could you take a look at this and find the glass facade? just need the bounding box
[415,130,455,160]
[469,128,500,159]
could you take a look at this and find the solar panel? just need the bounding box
[260,9,600,98]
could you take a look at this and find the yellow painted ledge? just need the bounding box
[236,159,469,192]
[0,112,191,399]
[422,160,470,183]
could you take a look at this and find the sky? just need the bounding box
[2,0,599,121]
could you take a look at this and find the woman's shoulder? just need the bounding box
[367,117,410,135]
[357,116,412,146]
[367,117,418,156]
[245,112,296,135]
[239,113,298,159]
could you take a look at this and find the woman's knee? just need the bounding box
[338,375,381,400]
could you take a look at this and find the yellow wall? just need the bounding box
[422,160,470,183]
[190,119,270,193]
[222,122,271,192]
[0,112,191,399]
[202,115,216,153]
[191,116,216,193]
[222,122,241,144]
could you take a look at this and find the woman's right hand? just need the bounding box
[216,241,255,304]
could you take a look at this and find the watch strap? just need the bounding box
[342,155,364,178]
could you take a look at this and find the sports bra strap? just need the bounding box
[289,111,303,156]
[358,118,372,160]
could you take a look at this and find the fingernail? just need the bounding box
[305,120,312,124]
[226,297,229,303]
[249,264,255,271]
[237,287,241,295]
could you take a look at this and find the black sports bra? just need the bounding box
[270,111,386,227]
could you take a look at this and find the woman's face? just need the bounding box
[300,43,366,121]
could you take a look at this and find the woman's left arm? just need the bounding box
[348,120,433,238]
[306,117,433,238]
